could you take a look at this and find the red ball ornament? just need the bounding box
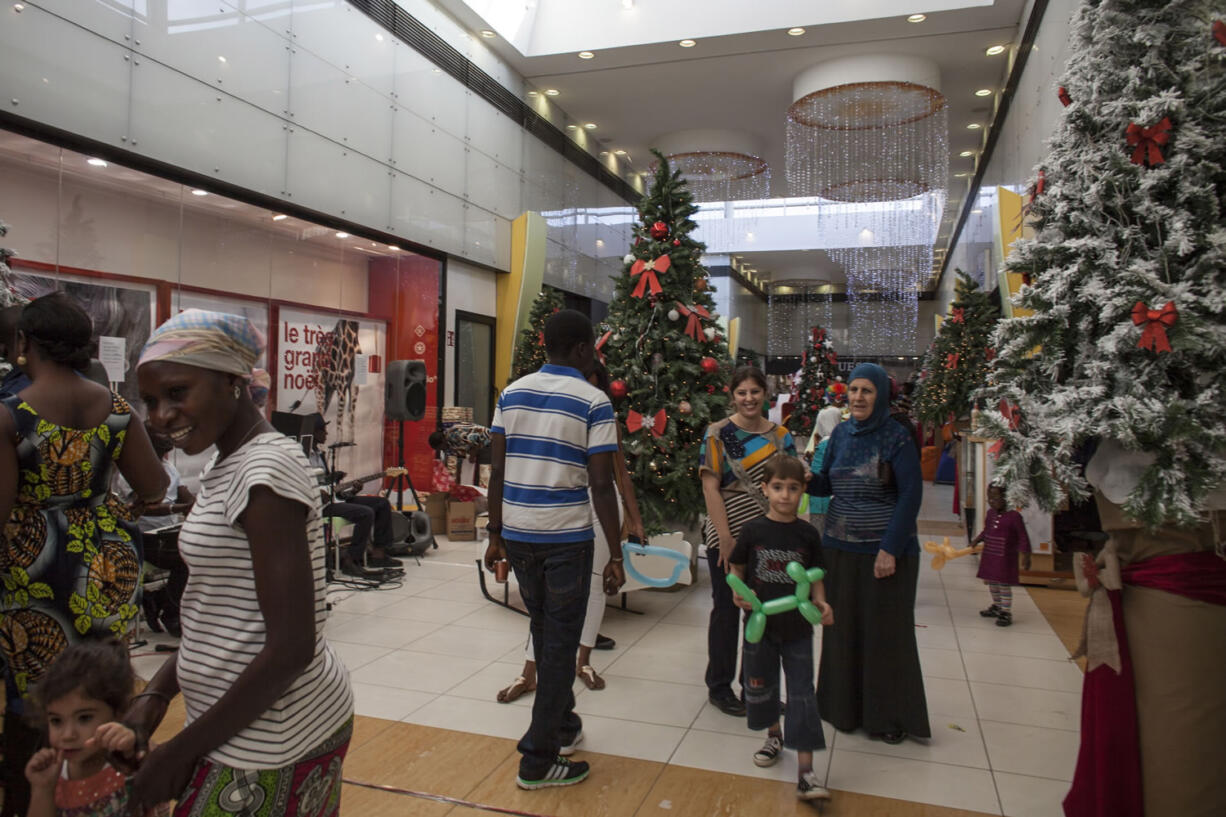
[650,221,669,240]
[679,400,693,415]
[695,278,708,292]
[722,385,729,393]
[609,379,628,398]
[700,356,719,374]
[672,239,681,246]
[706,385,716,394]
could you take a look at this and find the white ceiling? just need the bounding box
[446,0,1027,286]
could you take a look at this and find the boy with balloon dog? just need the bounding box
[728,454,834,802]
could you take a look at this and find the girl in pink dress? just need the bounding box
[972,485,1031,627]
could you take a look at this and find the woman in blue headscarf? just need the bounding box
[810,363,928,744]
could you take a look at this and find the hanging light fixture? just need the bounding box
[785,55,947,356]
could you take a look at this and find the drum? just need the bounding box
[144,524,183,571]
[391,510,434,555]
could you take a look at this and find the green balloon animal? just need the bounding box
[726,561,827,643]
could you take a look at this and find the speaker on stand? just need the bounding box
[385,360,435,554]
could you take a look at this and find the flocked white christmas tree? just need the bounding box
[979,1,1226,527]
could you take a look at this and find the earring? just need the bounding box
[16,355,26,366]
[233,385,242,399]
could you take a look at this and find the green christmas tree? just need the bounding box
[979,0,1226,527]
[914,270,999,425]
[511,285,564,381]
[603,151,732,532]
[785,326,840,439]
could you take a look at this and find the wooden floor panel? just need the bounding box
[463,749,666,817]
[1027,585,1089,672]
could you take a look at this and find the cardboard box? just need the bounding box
[424,493,448,532]
[447,500,477,541]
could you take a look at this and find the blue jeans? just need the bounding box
[743,632,825,752]
[504,537,592,777]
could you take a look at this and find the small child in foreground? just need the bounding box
[972,484,1032,627]
[24,639,167,817]
[729,454,834,801]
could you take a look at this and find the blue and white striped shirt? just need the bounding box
[491,364,619,543]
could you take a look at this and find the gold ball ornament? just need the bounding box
[679,400,693,415]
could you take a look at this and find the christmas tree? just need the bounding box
[603,151,732,532]
[979,1,1226,527]
[914,270,999,425]
[784,326,840,439]
[511,285,564,381]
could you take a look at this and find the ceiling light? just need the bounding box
[375,33,384,42]
[614,149,627,156]
[986,45,1006,56]
[596,239,605,247]
[335,231,349,238]
[431,68,442,74]
[87,158,108,167]
[975,88,993,96]
[583,122,597,129]
[566,124,578,130]
[621,0,634,8]
[599,150,609,156]
[578,51,595,59]
[967,123,982,129]
[272,213,288,221]
[544,88,560,96]
[679,39,696,48]
[959,150,974,157]
[907,13,926,22]
[480,29,495,38]
[14,3,25,10]
[190,189,208,196]
[388,245,400,251]
[954,172,969,177]
[787,27,805,36]
[217,55,226,63]
[971,209,982,214]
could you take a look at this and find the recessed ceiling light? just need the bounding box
[596,239,605,247]
[217,55,227,63]
[272,213,288,221]
[971,209,983,214]
[954,172,969,177]
[614,149,627,156]
[190,189,208,196]
[787,27,805,36]
[566,124,578,130]
[527,91,539,97]
[967,123,982,129]
[480,29,495,38]
[986,45,1006,56]
[959,150,974,157]
[375,33,384,42]
[431,68,442,74]
[975,88,993,97]
[907,13,926,22]
[13,3,25,10]
[679,39,696,48]
[335,231,349,238]
[578,51,595,59]
[544,88,560,96]
[583,122,597,129]
[388,245,400,251]
[599,150,609,156]
[87,158,108,167]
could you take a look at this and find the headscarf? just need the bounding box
[815,406,843,440]
[847,362,892,436]
[248,367,271,402]
[138,309,264,377]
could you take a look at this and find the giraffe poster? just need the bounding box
[277,307,387,485]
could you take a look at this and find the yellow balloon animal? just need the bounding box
[923,536,982,570]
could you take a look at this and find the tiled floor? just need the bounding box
[134,483,1084,816]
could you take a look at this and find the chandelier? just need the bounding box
[785,56,947,357]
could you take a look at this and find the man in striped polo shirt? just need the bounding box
[484,309,624,790]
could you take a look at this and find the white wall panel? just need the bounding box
[289,2,397,100]
[289,47,393,164]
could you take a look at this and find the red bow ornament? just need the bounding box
[945,353,959,369]
[950,307,965,324]
[630,255,671,298]
[1125,117,1172,167]
[985,347,996,362]
[595,329,612,363]
[1214,20,1226,46]
[626,408,667,437]
[999,399,1021,431]
[1057,86,1072,107]
[537,330,545,346]
[1131,301,1177,353]
[675,301,710,341]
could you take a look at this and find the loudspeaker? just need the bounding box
[386,359,427,421]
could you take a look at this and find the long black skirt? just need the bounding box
[817,547,931,738]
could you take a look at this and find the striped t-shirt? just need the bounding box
[176,433,353,769]
[492,364,619,543]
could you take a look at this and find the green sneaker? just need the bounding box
[516,757,590,790]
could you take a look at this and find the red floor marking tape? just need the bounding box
[342,778,559,817]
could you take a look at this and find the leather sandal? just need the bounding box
[577,665,606,690]
[496,675,535,703]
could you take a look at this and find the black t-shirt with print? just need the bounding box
[729,516,825,642]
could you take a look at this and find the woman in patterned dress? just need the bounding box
[0,293,168,817]
[699,366,797,716]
